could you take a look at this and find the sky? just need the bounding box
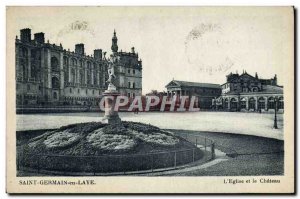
[7,7,293,94]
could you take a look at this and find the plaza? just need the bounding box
[17,111,284,140]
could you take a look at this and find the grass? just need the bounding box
[170,130,284,176]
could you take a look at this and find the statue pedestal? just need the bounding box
[102,84,121,125]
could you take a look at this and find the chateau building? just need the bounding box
[110,30,142,98]
[15,28,142,108]
[165,80,221,109]
[213,71,284,112]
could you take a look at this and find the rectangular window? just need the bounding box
[133,70,135,75]
[128,69,130,74]
[128,93,131,98]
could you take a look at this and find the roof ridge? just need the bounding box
[174,80,220,85]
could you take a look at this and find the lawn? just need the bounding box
[167,130,284,176]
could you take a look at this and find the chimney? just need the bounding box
[131,47,135,54]
[94,49,102,60]
[20,28,31,42]
[34,32,45,44]
[75,43,85,55]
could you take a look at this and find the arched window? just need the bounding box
[51,57,59,71]
[63,56,68,66]
[71,69,76,83]
[53,92,57,99]
[80,70,84,84]
[278,97,284,109]
[258,97,265,110]
[268,97,275,109]
[72,58,77,66]
[224,98,229,109]
[22,64,27,80]
[230,98,237,110]
[240,98,246,109]
[132,82,135,89]
[87,72,91,85]
[52,76,60,89]
[128,82,131,88]
[94,72,97,85]
[87,62,91,84]
[249,97,255,109]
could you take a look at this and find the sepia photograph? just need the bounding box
[6,6,295,193]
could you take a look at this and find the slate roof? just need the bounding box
[261,85,283,94]
[166,80,221,89]
[223,85,283,95]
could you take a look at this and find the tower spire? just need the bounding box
[111,29,118,53]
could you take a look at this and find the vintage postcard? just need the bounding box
[6,6,294,194]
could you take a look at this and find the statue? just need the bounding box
[102,52,121,124]
[104,52,117,91]
[106,58,116,84]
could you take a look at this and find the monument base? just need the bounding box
[102,84,121,125]
[102,114,122,125]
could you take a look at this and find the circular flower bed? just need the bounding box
[130,130,179,146]
[43,130,81,149]
[87,129,136,151]
[18,122,203,174]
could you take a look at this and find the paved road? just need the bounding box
[17,111,284,140]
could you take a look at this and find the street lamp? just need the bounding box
[273,97,278,129]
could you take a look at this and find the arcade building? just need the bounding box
[212,71,284,112]
[15,28,142,108]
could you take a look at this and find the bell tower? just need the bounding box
[111,29,118,53]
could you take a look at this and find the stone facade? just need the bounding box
[15,28,142,107]
[165,80,221,109]
[213,71,284,112]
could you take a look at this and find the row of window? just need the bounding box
[127,69,136,74]
[64,57,105,71]
[127,92,136,98]
[69,88,101,95]
[224,99,284,110]
[128,82,136,89]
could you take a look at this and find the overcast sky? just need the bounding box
[8,7,293,94]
